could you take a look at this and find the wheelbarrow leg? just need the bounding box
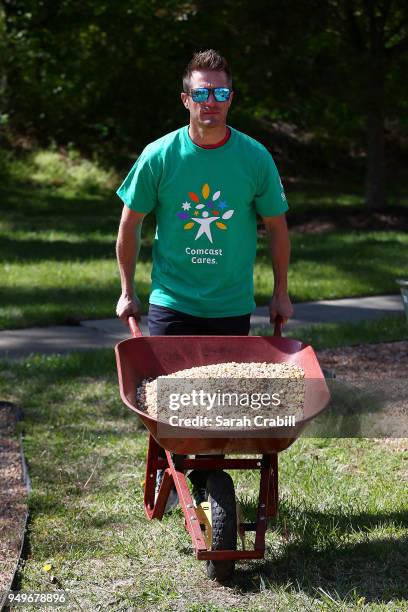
[144,434,172,520]
[267,453,279,519]
[254,454,278,552]
[164,449,208,555]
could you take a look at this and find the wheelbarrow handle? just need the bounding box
[273,315,284,337]
[128,316,143,338]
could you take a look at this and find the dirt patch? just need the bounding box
[317,340,408,446]
[317,339,408,379]
[0,402,28,594]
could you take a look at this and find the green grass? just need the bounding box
[286,179,408,210]
[1,148,407,330]
[256,231,408,304]
[1,344,407,610]
[0,149,153,329]
[253,314,408,349]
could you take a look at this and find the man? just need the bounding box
[116,49,293,507]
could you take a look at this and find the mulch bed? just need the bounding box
[0,402,28,595]
[317,340,408,447]
[256,207,408,235]
[317,339,408,379]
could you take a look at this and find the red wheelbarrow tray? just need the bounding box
[114,321,330,455]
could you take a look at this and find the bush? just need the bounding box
[30,150,117,194]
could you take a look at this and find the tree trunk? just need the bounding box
[365,102,386,210]
[0,3,8,118]
[364,12,387,211]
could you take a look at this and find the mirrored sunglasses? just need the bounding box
[189,87,232,103]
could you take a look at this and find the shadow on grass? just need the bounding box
[260,232,406,268]
[0,237,153,263]
[175,488,408,602]
[231,534,408,602]
[0,183,157,239]
[283,179,408,210]
[0,184,113,216]
[0,348,116,378]
[0,236,115,262]
[214,493,408,601]
[256,230,408,301]
[0,282,151,327]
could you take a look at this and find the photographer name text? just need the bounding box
[167,414,297,428]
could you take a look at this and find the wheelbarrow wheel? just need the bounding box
[206,470,237,583]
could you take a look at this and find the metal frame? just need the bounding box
[144,433,278,561]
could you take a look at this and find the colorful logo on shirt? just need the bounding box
[176,183,234,244]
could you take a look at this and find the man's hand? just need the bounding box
[116,293,142,322]
[269,291,293,325]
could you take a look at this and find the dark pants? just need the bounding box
[148,303,251,336]
[149,304,251,488]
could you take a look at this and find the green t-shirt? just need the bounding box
[116,125,288,317]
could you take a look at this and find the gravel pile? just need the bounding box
[136,361,305,425]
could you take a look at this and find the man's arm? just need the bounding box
[116,205,145,321]
[261,214,294,324]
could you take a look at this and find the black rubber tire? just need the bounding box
[206,471,237,583]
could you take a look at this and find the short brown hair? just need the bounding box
[182,49,232,92]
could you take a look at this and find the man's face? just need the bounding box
[181,70,233,129]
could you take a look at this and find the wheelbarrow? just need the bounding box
[115,316,330,582]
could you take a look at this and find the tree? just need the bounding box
[1,0,408,211]
[325,1,408,209]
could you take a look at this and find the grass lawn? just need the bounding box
[286,179,408,210]
[252,314,408,349]
[1,149,408,330]
[1,318,407,609]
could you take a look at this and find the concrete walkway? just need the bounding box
[0,294,404,360]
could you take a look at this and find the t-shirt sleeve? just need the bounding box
[116,149,159,213]
[254,151,289,217]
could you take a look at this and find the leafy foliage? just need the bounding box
[1,1,408,206]
[1,1,407,151]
